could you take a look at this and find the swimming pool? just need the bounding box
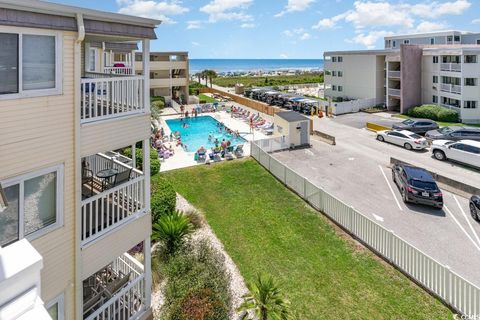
[165,116,246,152]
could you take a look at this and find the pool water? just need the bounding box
[165,116,246,152]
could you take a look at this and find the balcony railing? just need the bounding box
[440,83,462,95]
[81,153,145,246]
[84,253,146,320]
[104,66,134,76]
[388,71,401,78]
[388,88,401,97]
[81,76,145,124]
[440,63,461,72]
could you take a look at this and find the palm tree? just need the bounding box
[151,211,193,255]
[238,273,293,320]
[201,69,218,88]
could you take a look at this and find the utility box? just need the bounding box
[274,111,310,148]
[235,84,245,94]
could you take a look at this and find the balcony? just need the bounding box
[388,88,401,97]
[388,71,401,78]
[103,66,134,76]
[83,253,146,320]
[440,63,461,72]
[81,153,146,247]
[440,83,462,95]
[81,76,146,124]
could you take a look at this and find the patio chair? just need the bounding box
[104,272,131,298]
[225,146,235,161]
[83,287,106,317]
[112,168,132,187]
[196,150,207,162]
[82,160,94,198]
[234,145,244,158]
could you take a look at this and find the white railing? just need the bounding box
[113,253,144,279]
[388,88,401,97]
[440,63,462,72]
[388,70,401,78]
[104,66,134,76]
[81,76,145,124]
[81,154,145,246]
[251,139,480,317]
[85,274,146,320]
[440,83,462,95]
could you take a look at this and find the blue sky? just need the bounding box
[51,0,480,58]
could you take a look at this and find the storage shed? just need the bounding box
[274,111,310,148]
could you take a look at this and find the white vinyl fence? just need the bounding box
[251,138,480,317]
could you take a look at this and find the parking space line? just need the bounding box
[453,195,480,247]
[378,165,403,211]
[444,204,480,251]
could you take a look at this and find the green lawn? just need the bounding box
[212,73,324,88]
[159,160,453,320]
[394,114,480,128]
[198,93,218,103]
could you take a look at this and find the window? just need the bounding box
[433,95,438,103]
[447,35,453,42]
[392,40,397,48]
[464,145,480,154]
[88,48,97,72]
[0,31,60,98]
[454,35,460,42]
[404,39,410,44]
[465,55,477,63]
[46,293,65,320]
[442,55,460,63]
[332,56,337,62]
[338,86,343,92]
[332,71,337,76]
[477,39,480,45]
[433,76,438,84]
[0,165,63,247]
[338,71,343,77]
[338,56,343,62]
[430,38,435,45]
[465,78,477,86]
[332,85,337,91]
[464,101,477,109]
[433,56,439,64]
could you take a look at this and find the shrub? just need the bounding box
[161,240,231,320]
[121,147,159,176]
[184,209,204,229]
[151,158,161,176]
[406,104,459,123]
[152,211,193,255]
[151,177,177,222]
[199,99,207,104]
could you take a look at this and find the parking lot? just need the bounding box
[271,115,480,286]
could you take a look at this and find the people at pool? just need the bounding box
[182,122,189,129]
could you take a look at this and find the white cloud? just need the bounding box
[200,0,253,22]
[191,41,200,46]
[300,32,311,40]
[186,20,203,29]
[472,18,480,24]
[414,21,448,33]
[283,28,311,40]
[241,23,255,28]
[411,0,471,18]
[312,12,347,29]
[280,53,289,58]
[350,30,394,49]
[117,0,189,24]
[275,0,315,17]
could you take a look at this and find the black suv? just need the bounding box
[392,119,439,135]
[470,195,480,221]
[392,163,443,209]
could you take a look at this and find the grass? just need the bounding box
[394,114,480,128]
[212,73,324,88]
[159,159,453,320]
[198,93,218,103]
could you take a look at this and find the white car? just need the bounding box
[431,140,480,168]
[376,130,429,150]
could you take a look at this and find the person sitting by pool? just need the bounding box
[221,139,227,150]
[185,110,189,118]
[174,131,181,139]
[214,138,220,146]
[197,146,206,155]
[160,127,165,137]
[226,140,231,148]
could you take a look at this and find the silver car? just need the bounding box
[376,130,429,150]
[425,126,480,141]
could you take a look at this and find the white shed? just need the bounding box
[274,111,310,148]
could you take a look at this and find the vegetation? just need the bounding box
[238,273,292,320]
[156,240,232,320]
[406,104,459,122]
[161,159,453,319]
[394,114,480,128]
[151,97,165,118]
[121,147,160,176]
[189,82,206,95]
[198,93,218,104]
[196,70,218,88]
[152,211,193,255]
[212,73,324,88]
[151,176,177,222]
[361,106,387,113]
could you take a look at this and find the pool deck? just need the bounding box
[157,107,269,171]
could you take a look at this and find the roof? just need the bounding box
[276,111,309,122]
[402,165,435,182]
[458,140,480,147]
[384,30,475,40]
[136,51,189,56]
[324,49,398,56]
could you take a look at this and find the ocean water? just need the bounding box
[189,59,324,74]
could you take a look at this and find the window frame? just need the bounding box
[0,26,63,101]
[46,292,65,320]
[0,164,64,244]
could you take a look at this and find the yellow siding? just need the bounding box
[80,114,150,157]
[81,213,151,279]
[0,31,76,319]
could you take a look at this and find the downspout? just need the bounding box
[74,13,85,320]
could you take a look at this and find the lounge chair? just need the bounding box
[234,145,244,158]
[225,146,235,160]
[213,148,222,161]
[196,150,207,162]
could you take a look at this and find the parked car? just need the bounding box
[431,140,480,168]
[392,163,443,209]
[376,130,428,150]
[425,126,480,141]
[470,195,480,221]
[392,118,439,135]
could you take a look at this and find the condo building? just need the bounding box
[135,52,189,104]
[0,1,159,319]
[324,31,480,124]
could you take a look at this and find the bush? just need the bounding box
[199,99,207,104]
[151,99,165,118]
[151,158,160,176]
[160,240,231,320]
[151,176,177,222]
[121,147,159,176]
[152,211,193,255]
[406,104,459,122]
